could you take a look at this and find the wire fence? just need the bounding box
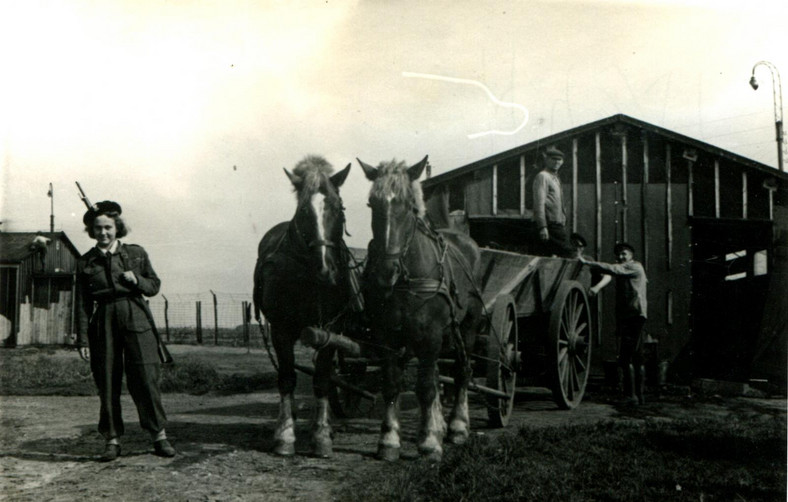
[147,291,263,348]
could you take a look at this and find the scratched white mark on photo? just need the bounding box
[403,71,529,139]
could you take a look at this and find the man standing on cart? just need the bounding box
[579,243,648,405]
[532,146,575,257]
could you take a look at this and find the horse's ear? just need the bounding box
[330,163,351,189]
[357,158,378,181]
[284,168,301,189]
[408,155,429,181]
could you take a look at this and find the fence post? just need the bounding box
[210,290,219,346]
[242,301,250,352]
[162,295,170,342]
[196,301,203,344]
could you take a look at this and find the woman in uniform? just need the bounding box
[76,200,175,461]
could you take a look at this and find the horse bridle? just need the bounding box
[370,201,449,294]
[289,196,346,256]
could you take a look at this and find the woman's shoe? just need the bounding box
[153,439,176,457]
[99,443,121,462]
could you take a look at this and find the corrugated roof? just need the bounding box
[423,113,788,188]
[0,232,82,263]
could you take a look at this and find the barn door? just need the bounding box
[690,219,772,382]
[0,267,19,346]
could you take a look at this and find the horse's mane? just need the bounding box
[369,159,426,218]
[291,155,338,205]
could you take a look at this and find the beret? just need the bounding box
[83,200,122,225]
[543,146,564,159]
[614,242,635,255]
[570,233,587,248]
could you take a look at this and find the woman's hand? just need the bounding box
[121,271,138,285]
[79,347,90,362]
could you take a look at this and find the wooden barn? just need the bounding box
[0,231,82,346]
[422,114,788,389]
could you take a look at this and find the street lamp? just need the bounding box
[749,60,784,172]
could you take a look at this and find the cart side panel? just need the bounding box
[478,249,540,310]
[479,249,591,318]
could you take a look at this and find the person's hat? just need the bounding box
[543,146,564,159]
[613,242,635,255]
[570,233,587,248]
[83,201,122,225]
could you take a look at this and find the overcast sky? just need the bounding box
[2,0,786,296]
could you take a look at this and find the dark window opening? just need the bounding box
[448,180,466,212]
[496,158,521,212]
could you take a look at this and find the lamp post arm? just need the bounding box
[751,60,785,172]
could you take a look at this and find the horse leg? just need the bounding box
[377,354,403,462]
[448,308,481,444]
[447,356,471,445]
[416,358,446,461]
[310,347,334,458]
[272,325,297,456]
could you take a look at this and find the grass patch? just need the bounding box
[339,418,786,502]
[0,347,277,396]
[0,347,94,396]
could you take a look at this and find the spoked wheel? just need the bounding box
[548,281,592,410]
[328,352,378,418]
[486,294,518,427]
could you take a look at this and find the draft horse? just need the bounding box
[253,155,351,457]
[358,156,485,461]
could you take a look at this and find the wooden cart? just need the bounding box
[302,248,594,428]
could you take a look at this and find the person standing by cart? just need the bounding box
[579,242,648,405]
[532,146,574,257]
[570,233,612,298]
[75,200,175,461]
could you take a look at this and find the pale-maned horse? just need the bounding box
[358,156,484,461]
[253,155,351,457]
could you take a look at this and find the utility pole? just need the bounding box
[48,183,54,233]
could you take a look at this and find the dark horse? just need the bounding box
[358,156,485,461]
[253,155,351,457]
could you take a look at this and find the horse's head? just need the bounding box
[286,156,351,286]
[358,156,428,289]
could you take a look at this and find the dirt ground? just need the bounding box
[1,346,785,502]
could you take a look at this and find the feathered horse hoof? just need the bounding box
[377,444,400,462]
[273,440,295,456]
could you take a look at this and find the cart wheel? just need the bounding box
[486,294,518,427]
[328,353,378,418]
[548,280,592,410]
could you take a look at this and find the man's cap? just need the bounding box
[543,146,564,159]
[614,242,635,254]
[83,200,122,225]
[570,233,587,248]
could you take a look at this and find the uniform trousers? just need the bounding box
[616,315,646,368]
[89,299,167,439]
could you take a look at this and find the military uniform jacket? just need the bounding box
[75,243,161,347]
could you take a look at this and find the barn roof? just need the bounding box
[0,232,82,264]
[423,113,788,187]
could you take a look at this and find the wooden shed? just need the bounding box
[422,114,788,388]
[0,231,82,346]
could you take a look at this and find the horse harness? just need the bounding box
[369,215,482,374]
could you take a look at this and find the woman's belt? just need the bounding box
[94,293,141,304]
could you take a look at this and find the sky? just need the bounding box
[2,0,787,296]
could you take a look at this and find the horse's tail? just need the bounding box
[252,257,264,323]
[252,257,279,371]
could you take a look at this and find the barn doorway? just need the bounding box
[0,267,19,346]
[690,218,772,382]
